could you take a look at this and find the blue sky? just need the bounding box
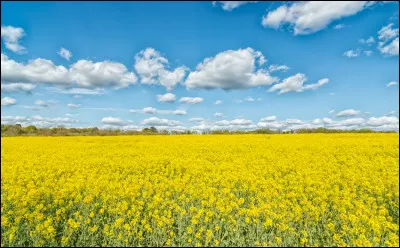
[1,1,399,131]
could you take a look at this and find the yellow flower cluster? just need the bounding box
[1,134,399,246]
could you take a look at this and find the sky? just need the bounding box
[1,1,399,132]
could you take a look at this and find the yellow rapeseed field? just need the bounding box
[1,134,399,247]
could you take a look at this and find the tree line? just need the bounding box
[1,124,395,137]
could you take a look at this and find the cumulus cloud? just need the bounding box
[260,116,277,122]
[1,115,79,128]
[268,64,289,73]
[377,23,399,56]
[322,117,334,124]
[214,112,224,117]
[212,1,258,11]
[268,73,329,94]
[333,24,345,30]
[35,100,48,107]
[46,87,104,95]
[364,50,373,56]
[386,81,398,87]
[1,53,70,86]
[1,54,137,90]
[67,103,81,109]
[58,47,72,61]
[157,93,176,103]
[262,1,373,35]
[69,60,137,89]
[172,110,187,115]
[191,118,256,131]
[190,115,398,132]
[343,49,360,57]
[1,26,26,53]
[23,106,40,111]
[141,117,180,126]
[134,48,187,90]
[244,97,255,102]
[366,116,399,126]
[143,107,157,114]
[185,48,278,90]
[359,36,375,45]
[329,109,335,114]
[285,118,304,124]
[378,37,399,56]
[1,97,17,106]
[336,109,361,117]
[100,117,126,126]
[1,83,36,93]
[214,100,222,105]
[189,117,205,122]
[378,23,399,42]
[179,97,204,104]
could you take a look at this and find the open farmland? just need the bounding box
[1,134,399,247]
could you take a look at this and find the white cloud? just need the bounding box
[328,109,335,114]
[46,87,104,95]
[286,119,304,124]
[1,83,36,93]
[378,37,399,56]
[23,106,40,111]
[185,48,278,90]
[129,109,138,113]
[215,119,253,126]
[1,26,26,53]
[1,115,79,127]
[268,73,328,94]
[268,64,289,73]
[364,50,373,56]
[260,116,277,122]
[58,47,72,61]
[189,117,205,122]
[141,117,180,126]
[100,117,126,126]
[1,97,17,106]
[386,110,397,116]
[366,116,399,126]
[257,121,286,129]
[215,100,222,105]
[343,49,360,57]
[378,23,399,42]
[312,118,322,124]
[386,81,398,87]
[212,1,258,11]
[359,36,375,45]
[157,93,176,103]
[134,48,187,90]
[172,110,187,115]
[333,24,345,30]
[179,97,204,104]
[1,53,70,86]
[214,112,224,117]
[143,107,157,114]
[69,60,137,89]
[1,54,137,90]
[377,23,399,56]
[35,100,48,107]
[67,103,81,109]
[336,109,361,117]
[262,1,372,35]
[322,117,334,124]
[244,96,255,102]
[83,107,124,112]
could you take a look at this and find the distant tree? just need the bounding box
[23,125,37,134]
